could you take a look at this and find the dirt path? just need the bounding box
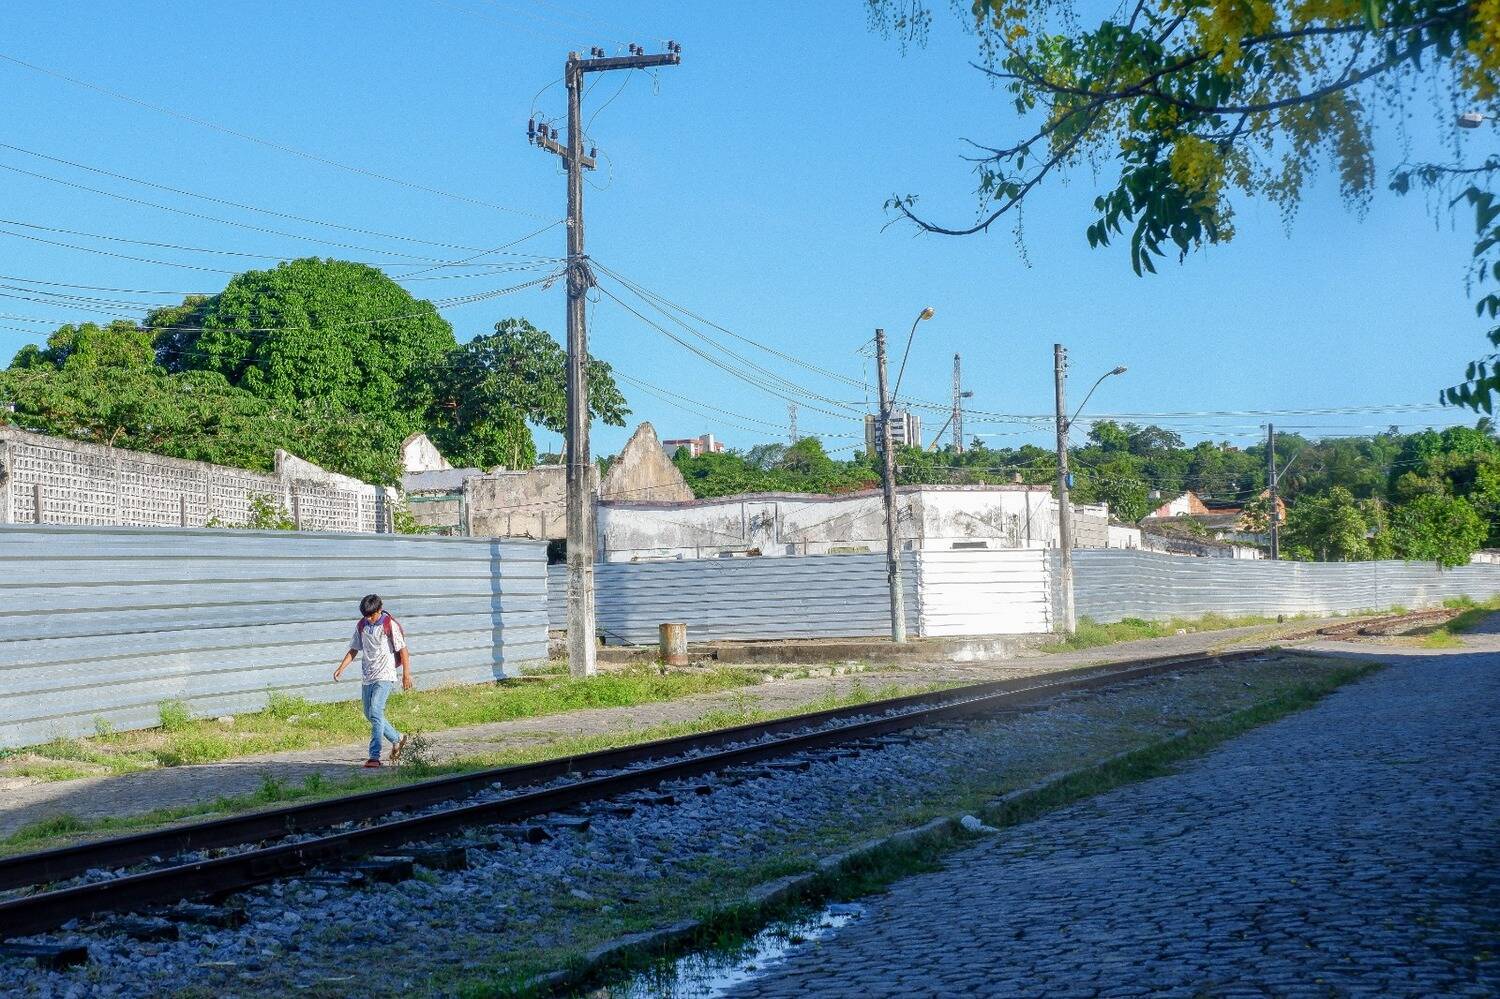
[0,623,1306,839]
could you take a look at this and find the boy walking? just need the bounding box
[335,594,412,768]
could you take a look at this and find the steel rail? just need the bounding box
[0,647,1270,938]
[0,647,1267,894]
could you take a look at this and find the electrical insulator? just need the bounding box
[551,127,559,141]
[588,147,597,160]
[527,118,536,139]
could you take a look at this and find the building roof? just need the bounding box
[602,481,1054,510]
[401,468,481,494]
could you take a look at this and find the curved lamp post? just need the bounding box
[1055,353,1127,635]
[891,306,935,403]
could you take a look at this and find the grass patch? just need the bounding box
[2,664,797,783]
[1038,612,1279,653]
[526,658,1383,999]
[1410,595,1500,647]
[0,680,947,856]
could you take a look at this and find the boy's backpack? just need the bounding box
[353,612,402,659]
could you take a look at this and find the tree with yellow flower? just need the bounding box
[870,0,1499,406]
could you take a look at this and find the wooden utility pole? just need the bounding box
[1267,422,1280,560]
[1053,343,1075,634]
[530,43,681,677]
[874,329,907,643]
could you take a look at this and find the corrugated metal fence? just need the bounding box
[547,553,921,644]
[1,526,547,748]
[1064,549,1500,622]
[548,548,1500,645]
[547,550,1051,644]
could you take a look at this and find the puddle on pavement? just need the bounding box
[602,902,867,998]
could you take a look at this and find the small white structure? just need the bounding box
[1107,523,1143,550]
[661,433,724,458]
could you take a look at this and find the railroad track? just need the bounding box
[1304,608,1457,640]
[0,647,1276,955]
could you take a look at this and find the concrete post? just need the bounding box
[33,483,43,524]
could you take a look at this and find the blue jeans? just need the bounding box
[361,681,402,761]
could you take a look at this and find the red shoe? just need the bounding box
[362,759,382,769]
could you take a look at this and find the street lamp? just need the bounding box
[1458,111,1491,128]
[891,306,935,402]
[1054,351,1127,635]
[1069,366,1129,431]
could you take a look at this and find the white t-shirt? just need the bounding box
[349,614,407,684]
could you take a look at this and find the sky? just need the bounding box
[1,0,1496,459]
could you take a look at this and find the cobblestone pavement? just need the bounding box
[0,625,1291,838]
[728,646,1500,999]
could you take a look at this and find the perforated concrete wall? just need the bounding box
[0,428,386,532]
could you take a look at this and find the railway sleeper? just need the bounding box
[346,857,414,884]
[0,941,90,971]
[95,917,178,943]
[547,816,592,833]
[159,902,247,929]
[404,847,471,872]
[485,825,553,845]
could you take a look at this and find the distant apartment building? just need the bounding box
[661,433,724,458]
[864,410,921,453]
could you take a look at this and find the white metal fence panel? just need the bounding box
[915,549,1052,636]
[0,526,548,748]
[1063,549,1500,623]
[547,553,920,644]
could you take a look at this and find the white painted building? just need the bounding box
[596,483,1115,562]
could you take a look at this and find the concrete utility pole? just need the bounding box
[788,403,798,445]
[874,328,907,643]
[1053,344,1075,635]
[1267,422,1280,560]
[529,42,681,677]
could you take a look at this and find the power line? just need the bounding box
[593,261,869,390]
[0,51,552,220]
[0,141,543,255]
[594,283,865,423]
[592,271,868,415]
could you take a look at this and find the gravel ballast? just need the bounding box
[0,653,1355,998]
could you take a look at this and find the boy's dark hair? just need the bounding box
[360,594,383,617]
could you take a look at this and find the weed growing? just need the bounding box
[3,665,784,783]
[0,682,946,856]
[1039,612,1278,652]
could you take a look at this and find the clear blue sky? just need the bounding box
[1,1,1492,458]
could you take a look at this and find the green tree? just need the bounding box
[1281,486,1379,561]
[153,258,455,434]
[1074,456,1151,521]
[424,318,629,469]
[673,437,879,498]
[2,323,401,483]
[1388,493,1487,566]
